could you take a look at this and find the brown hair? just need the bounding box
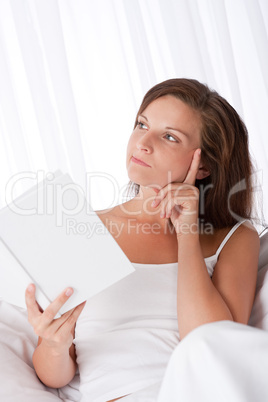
[129,78,254,229]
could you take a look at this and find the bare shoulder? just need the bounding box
[219,220,260,260]
[212,220,260,323]
[96,205,127,226]
[95,204,131,241]
[95,202,129,220]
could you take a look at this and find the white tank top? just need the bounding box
[74,220,246,402]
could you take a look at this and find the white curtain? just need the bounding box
[0,0,267,219]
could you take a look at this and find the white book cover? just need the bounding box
[0,171,135,315]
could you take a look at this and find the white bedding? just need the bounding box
[157,320,268,402]
[0,231,267,402]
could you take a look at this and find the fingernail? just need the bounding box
[65,288,73,297]
[151,200,156,207]
[27,284,34,293]
[197,149,201,156]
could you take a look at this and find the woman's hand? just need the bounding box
[25,284,86,355]
[151,149,201,235]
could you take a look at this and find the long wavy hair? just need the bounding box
[128,78,256,229]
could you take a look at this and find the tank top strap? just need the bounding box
[215,219,248,258]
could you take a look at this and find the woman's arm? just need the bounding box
[176,225,259,339]
[25,285,85,388]
[152,149,259,339]
[32,335,77,389]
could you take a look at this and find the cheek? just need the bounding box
[126,132,137,168]
[126,134,134,157]
[127,131,136,150]
[169,152,194,182]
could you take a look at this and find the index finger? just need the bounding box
[183,148,201,185]
[25,284,74,321]
[41,287,74,322]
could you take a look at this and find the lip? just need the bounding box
[131,156,151,167]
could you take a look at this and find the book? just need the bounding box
[0,170,135,315]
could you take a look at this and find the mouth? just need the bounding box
[131,156,151,167]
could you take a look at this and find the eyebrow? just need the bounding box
[139,114,190,138]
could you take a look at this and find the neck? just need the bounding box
[123,185,168,227]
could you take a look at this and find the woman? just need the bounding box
[25,79,260,401]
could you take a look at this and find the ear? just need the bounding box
[196,164,210,180]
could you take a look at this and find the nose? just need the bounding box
[136,132,153,153]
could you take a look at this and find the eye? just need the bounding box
[137,121,148,130]
[164,133,178,142]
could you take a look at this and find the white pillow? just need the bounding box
[248,231,268,330]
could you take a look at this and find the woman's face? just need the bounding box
[126,95,202,190]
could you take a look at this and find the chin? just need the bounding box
[127,168,170,189]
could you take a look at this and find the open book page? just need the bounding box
[0,239,51,311]
[0,171,135,314]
